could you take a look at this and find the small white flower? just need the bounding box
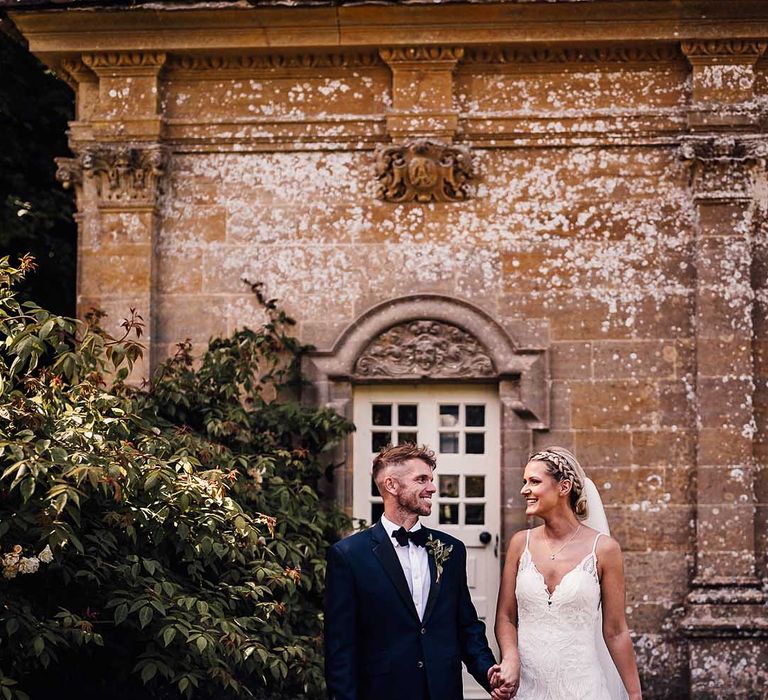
[18,557,40,574]
[38,545,53,564]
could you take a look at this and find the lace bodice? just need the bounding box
[514,530,613,700]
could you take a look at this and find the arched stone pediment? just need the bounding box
[355,319,495,379]
[304,294,550,429]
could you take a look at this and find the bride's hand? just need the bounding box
[491,656,520,698]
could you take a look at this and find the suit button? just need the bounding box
[421,628,426,635]
[417,661,424,669]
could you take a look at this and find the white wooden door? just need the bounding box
[353,384,500,698]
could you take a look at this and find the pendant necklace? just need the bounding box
[544,524,581,560]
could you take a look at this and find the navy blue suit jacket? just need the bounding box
[324,522,496,700]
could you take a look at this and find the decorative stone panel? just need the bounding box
[355,320,494,378]
[375,139,473,203]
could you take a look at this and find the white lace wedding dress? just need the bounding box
[515,530,627,700]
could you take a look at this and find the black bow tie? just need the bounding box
[392,527,429,548]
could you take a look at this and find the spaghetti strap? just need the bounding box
[591,531,604,555]
[525,528,531,551]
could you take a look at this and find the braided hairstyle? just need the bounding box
[528,447,589,520]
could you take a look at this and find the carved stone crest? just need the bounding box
[355,320,494,378]
[375,140,473,203]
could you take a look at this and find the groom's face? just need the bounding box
[391,458,437,516]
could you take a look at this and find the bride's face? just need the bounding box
[521,460,561,516]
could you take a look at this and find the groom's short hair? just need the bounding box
[372,443,437,482]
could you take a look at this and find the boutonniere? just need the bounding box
[426,534,453,583]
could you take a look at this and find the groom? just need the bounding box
[324,443,506,700]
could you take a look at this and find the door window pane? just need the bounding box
[466,405,486,427]
[372,431,391,452]
[465,475,485,498]
[397,431,418,445]
[371,502,384,523]
[398,404,418,426]
[439,475,460,498]
[466,433,485,454]
[439,503,459,524]
[465,504,485,525]
[439,432,459,453]
[372,404,392,426]
[439,405,460,427]
[371,476,379,497]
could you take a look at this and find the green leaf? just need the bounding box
[161,626,176,647]
[140,663,157,684]
[138,606,153,629]
[114,603,128,625]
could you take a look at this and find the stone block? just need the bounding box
[572,430,632,467]
[697,465,755,506]
[631,430,695,469]
[550,341,592,379]
[608,504,694,551]
[696,376,754,430]
[156,295,228,343]
[593,340,677,380]
[79,246,152,299]
[570,379,658,430]
[696,199,754,237]
[658,379,692,430]
[625,550,691,603]
[698,426,754,465]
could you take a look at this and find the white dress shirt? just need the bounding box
[381,515,431,620]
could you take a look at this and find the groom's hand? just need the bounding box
[487,665,511,699]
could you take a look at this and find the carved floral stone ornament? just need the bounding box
[80,145,169,207]
[355,320,495,378]
[679,136,768,163]
[375,140,474,203]
[56,145,168,207]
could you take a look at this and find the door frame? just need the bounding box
[302,293,551,548]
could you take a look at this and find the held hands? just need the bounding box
[487,657,520,700]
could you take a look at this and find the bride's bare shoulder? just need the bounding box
[590,530,622,559]
[506,528,534,557]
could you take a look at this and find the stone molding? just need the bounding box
[355,320,495,379]
[681,39,767,64]
[463,44,681,65]
[375,140,473,203]
[82,51,167,70]
[380,46,464,64]
[166,51,382,72]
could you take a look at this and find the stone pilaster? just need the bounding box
[379,46,463,143]
[681,40,766,131]
[57,51,168,382]
[679,131,768,697]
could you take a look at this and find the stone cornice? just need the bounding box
[10,2,768,59]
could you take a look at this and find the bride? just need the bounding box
[492,447,642,700]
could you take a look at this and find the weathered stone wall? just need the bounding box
[149,55,699,696]
[8,1,768,696]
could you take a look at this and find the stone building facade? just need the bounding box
[4,0,768,697]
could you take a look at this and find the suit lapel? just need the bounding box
[422,529,441,624]
[370,521,420,622]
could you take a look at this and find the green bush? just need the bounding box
[0,256,352,699]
